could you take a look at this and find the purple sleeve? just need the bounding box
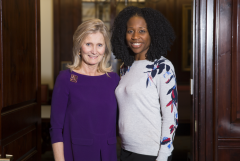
[50,71,69,144]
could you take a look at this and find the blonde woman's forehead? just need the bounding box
[82,32,105,44]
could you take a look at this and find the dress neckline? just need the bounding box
[71,70,106,77]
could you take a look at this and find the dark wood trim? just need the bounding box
[193,0,214,160]
[205,0,214,161]
[72,0,82,32]
[0,0,2,110]
[214,1,219,160]
[110,0,116,28]
[218,139,240,147]
[0,0,2,155]
[35,1,42,159]
[1,100,36,114]
[0,0,2,156]
[193,0,199,160]
[198,0,207,160]
[0,0,3,156]
[0,125,36,147]
[21,150,37,161]
[1,103,37,116]
[231,0,240,123]
[54,0,61,83]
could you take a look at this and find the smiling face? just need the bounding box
[126,16,151,60]
[80,32,105,67]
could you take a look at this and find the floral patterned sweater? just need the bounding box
[115,56,178,161]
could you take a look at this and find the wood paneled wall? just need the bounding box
[231,0,240,124]
[54,0,82,81]
[215,0,240,160]
[0,0,41,160]
[193,0,240,160]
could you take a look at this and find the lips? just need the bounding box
[131,42,142,48]
[88,55,98,59]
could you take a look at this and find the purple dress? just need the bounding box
[50,69,120,161]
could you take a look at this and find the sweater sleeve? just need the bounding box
[49,71,69,144]
[156,61,178,161]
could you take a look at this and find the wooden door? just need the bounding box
[193,0,240,160]
[0,0,41,160]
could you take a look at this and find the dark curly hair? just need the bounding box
[111,6,175,66]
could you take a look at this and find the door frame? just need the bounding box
[192,0,215,160]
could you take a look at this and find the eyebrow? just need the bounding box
[127,27,147,29]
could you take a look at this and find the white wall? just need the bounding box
[41,0,54,118]
[40,0,54,89]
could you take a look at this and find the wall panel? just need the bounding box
[231,0,240,123]
[215,0,240,160]
[54,0,82,82]
[2,0,37,107]
[0,0,41,160]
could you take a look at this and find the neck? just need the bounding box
[134,54,147,60]
[134,49,148,60]
[74,63,103,76]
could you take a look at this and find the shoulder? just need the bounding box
[154,57,176,85]
[155,56,175,73]
[145,57,176,83]
[108,72,120,82]
[158,56,173,65]
[56,69,71,83]
[161,57,175,70]
[120,63,130,77]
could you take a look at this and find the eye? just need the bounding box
[127,30,133,34]
[86,43,90,46]
[98,44,103,47]
[139,30,146,33]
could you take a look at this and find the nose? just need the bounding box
[92,46,97,55]
[131,31,139,40]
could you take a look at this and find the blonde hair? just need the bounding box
[67,19,112,74]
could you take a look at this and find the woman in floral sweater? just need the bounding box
[111,6,178,161]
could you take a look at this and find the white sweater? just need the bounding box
[115,57,178,161]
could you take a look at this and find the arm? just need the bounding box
[49,72,69,160]
[52,142,65,161]
[156,62,178,161]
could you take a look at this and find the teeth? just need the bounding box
[132,43,141,45]
[89,55,97,58]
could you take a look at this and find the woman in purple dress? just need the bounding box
[50,19,119,161]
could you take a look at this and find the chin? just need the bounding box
[88,61,101,66]
[132,50,142,55]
